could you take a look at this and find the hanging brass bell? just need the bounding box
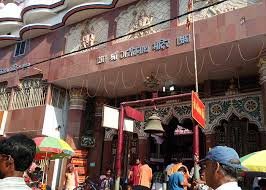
[144,113,165,134]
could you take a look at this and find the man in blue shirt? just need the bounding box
[168,166,186,190]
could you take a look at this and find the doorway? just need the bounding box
[149,117,205,167]
[214,114,260,157]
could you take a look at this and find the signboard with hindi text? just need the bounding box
[191,91,206,128]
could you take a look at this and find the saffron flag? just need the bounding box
[191,91,206,128]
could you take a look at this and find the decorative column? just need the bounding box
[258,55,266,149]
[66,88,87,149]
[87,97,109,179]
[204,132,216,152]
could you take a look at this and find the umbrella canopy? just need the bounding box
[33,136,74,160]
[240,150,266,172]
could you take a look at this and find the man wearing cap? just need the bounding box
[200,146,244,190]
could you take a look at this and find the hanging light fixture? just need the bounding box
[144,113,165,134]
[143,73,160,89]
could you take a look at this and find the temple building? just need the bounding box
[0,0,266,188]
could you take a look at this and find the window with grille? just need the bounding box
[0,82,10,111]
[14,41,26,57]
[11,78,47,109]
[247,124,259,153]
[215,125,226,146]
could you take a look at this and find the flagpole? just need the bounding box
[190,0,200,181]
[191,0,198,93]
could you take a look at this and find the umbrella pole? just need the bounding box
[42,152,47,184]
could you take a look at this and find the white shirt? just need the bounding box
[216,182,241,190]
[0,177,31,190]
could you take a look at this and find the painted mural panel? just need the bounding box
[65,17,109,54]
[179,0,262,25]
[115,0,170,42]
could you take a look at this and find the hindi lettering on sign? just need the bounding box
[152,39,170,51]
[96,35,190,64]
[176,34,190,46]
[191,91,206,128]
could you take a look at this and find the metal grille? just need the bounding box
[11,87,47,110]
[11,79,47,110]
[51,86,66,108]
[0,83,10,111]
[247,128,259,153]
[0,92,10,111]
[215,126,226,145]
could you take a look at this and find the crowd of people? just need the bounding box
[0,134,266,190]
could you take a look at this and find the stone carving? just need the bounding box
[80,25,96,49]
[1,0,25,5]
[115,0,170,42]
[128,9,155,39]
[65,17,108,54]
[105,92,264,140]
[69,88,87,110]
[205,92,263,133]
[178,0,261,26]
[259,55,266,84]
[225,78,238,96]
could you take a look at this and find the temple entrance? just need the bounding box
[149,117,205,168]
[214,114,260,157]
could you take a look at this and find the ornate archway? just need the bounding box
[205,92,263,134]
[214,114,260,156]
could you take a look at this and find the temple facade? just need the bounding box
[0,0,266,188]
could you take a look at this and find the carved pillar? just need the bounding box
[259,56,266,124]
[87,97,109,179]
[258,56,266,149]
[66,88,87,149]
[205,133,216,152]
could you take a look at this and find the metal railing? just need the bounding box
[0,92,10,111]
[11,86,47,110]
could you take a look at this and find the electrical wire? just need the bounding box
[0,0,230,76]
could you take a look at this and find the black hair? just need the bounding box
[171,158,182,164]
[178,166,186,173]
[143,159,150,165]
[135,158,140,162]
[0,134,36,171]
